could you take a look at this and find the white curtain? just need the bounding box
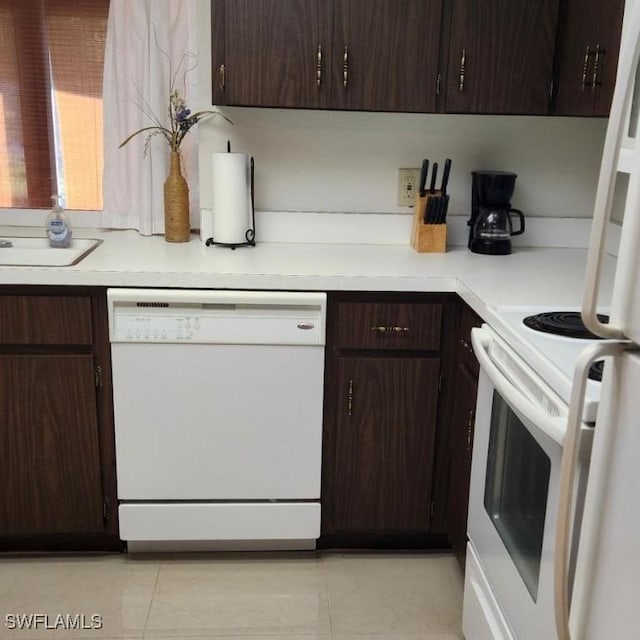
[101,0,199,234]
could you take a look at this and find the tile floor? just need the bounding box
[0,550,463,640]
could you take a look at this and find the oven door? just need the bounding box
[465,326,592,640]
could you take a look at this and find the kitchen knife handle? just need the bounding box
[440,158,452,195]
[219,64,226,92]
[419,159,429,197]
[347,378,354,416]
[581,46,591,91]
[343,46,349,87]
[429,162,438,194]
[459,48,466,91]
[316,45,322,87]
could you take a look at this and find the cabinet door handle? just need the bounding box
[219,64,226,92]
[459,48,466,91]
[581,46,591,92]
[343,46,349,87]
[316,45,322,87]
[466,410,474,451]
[592,44,604,90]
[94,365,103,389]
[347,378,354,416]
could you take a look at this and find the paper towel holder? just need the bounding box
[206,156,255,249]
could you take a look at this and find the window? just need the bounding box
[0,0,109,210]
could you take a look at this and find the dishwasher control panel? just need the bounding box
[114,314,202,341]
[107,289,326,346]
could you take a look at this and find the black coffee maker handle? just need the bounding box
[509,208,525,236]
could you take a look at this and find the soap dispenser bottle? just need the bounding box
[46,195,72,248]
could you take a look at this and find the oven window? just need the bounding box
[484,391,551,601]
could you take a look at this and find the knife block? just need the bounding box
[410,193,447,253]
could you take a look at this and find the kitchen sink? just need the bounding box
[0,237,102,267]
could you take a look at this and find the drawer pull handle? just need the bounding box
[392,325,409,333]
[347,378,354,416]
[297,322,315,330]
[371,325,409,334]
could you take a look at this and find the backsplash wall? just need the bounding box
[197,1,607,221]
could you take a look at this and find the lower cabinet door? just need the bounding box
[324,356,440,533]
[447,362,478,569]
[0,354,104,535]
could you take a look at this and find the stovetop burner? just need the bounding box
[523,311,609,340]
[495,306,606,419]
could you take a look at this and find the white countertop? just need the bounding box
[0,225,615,326]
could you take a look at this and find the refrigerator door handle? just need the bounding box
[582,1,640,340]
[553,341,629,640]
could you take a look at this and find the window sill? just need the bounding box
[0,208,102,230]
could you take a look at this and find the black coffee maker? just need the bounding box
[468,171,525,255]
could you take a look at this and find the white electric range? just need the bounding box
[462,304,609,640]
[491,305,606,422]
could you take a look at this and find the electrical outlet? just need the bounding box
[397,168,421,206]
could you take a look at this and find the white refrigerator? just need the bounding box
[554,1,640,638]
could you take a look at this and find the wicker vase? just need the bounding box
[163,151,190,242]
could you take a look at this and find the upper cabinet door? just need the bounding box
[444,0,560,114]
[211,0,332,108]
[331,0,443,112]
[552,0,624,117]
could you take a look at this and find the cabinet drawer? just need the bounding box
[0,296,93,345]
[335,302,442,351]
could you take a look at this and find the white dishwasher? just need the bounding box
[107,289,326,551]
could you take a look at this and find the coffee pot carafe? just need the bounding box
[469,171,525,255]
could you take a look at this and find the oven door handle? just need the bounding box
[471,327,568,444]
[553,340,629,640]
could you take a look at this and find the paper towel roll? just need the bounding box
[211,152,252,245]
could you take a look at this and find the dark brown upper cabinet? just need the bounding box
[211,0,624,116]
[443,0,560,114]
[331,0,442,112]
[211,0,442,113]
[552,0,624,116]
[211,0,333,109]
